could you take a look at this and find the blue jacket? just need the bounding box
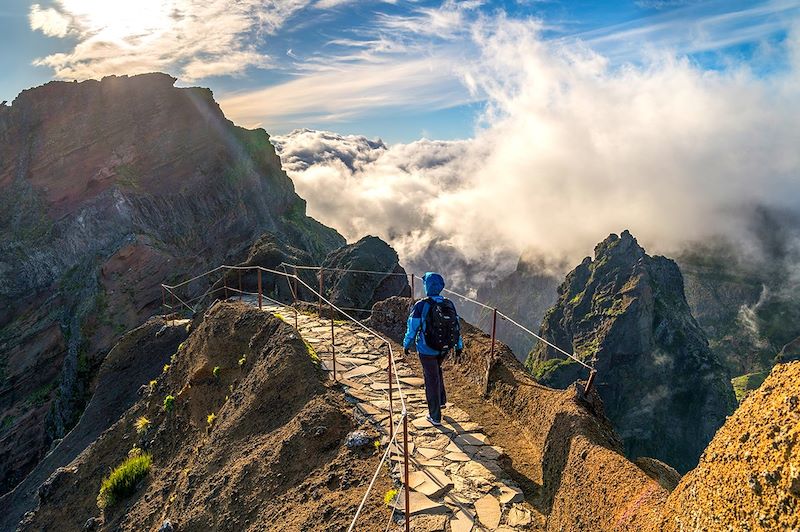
[403,272,464,356]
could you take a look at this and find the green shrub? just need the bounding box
[238,355,246,368]
[97,453,152,508]
[206,412,217,426]
[212,366,220,379]
[163,395,175,412]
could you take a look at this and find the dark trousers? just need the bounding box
[419,354,447,423]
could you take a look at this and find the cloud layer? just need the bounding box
[272,15,800,286]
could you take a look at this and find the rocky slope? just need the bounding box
[0,316,188,529]
[526,231,736,473]
[660,360,800,530]
[0,73,344,495]
[18,302,390,531]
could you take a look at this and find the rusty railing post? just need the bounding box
[388,346,394,441]
[238,270,242,301]
[293,266,299,303]
[584,369,597,395]
[161,285,166,311]
[490,308,498,360]
[294,307,298,329]
[318,269,324,311]
[331,303,337,382]
[257,269,263,310]
[170,289,176,326]
[403,413,411,532]
[223,272,228,299]
[410,274,415,299]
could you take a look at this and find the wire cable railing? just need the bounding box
[162,261,600,530]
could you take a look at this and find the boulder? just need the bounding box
[320,236,410,314]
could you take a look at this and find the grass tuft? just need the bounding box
[207,412,217,426]
[134,416,151,435]
[384,488,398,507]
[163,395,175,412]
[238,355,246,368]
[212,366,220,379]
[97,453,152,508]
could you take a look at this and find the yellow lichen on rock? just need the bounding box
[661,361,800,531]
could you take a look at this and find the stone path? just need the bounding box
[257,302,535,531]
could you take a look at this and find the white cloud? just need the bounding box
[220,54,473,129]
[29,0,309,81]
[272,14,800,287]
[29,4,71,37]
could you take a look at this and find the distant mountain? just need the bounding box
[0,73,344,496]
[474,255,560,359]
[677,207,800,400]
[527,230,735,472]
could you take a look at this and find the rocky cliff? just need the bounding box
[0,73,344,495]
[526,231,736,472]
[677,207,800,397]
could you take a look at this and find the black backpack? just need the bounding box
[422,298,460,352]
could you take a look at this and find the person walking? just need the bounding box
[402,272,463,426]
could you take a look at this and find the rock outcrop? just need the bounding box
[0,74,343,495]
[661,360,800,531]
[527,230,736,472]
[319,236,410,314]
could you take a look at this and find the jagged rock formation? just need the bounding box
[474,254,560,360]
[526,231,736,472]
[19,302,390,531]
[661,360,800,531]
[0,73,344,495]
[320,236,410,313]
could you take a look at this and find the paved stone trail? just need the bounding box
[258,302,535,531]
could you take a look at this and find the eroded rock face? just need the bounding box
[320,236,410,314]
[0,73,343,494]
[527,230,735,472]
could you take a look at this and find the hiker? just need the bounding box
[402,272,463,426]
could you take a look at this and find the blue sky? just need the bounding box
[1,0,798,142]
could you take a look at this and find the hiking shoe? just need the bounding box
[426,415,442,426]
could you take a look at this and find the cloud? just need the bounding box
[29,0,310,81]
[272,14,800,288]
[220,54,474,129]
[29,4,71,37]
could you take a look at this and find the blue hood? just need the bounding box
[423,272,445,296]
